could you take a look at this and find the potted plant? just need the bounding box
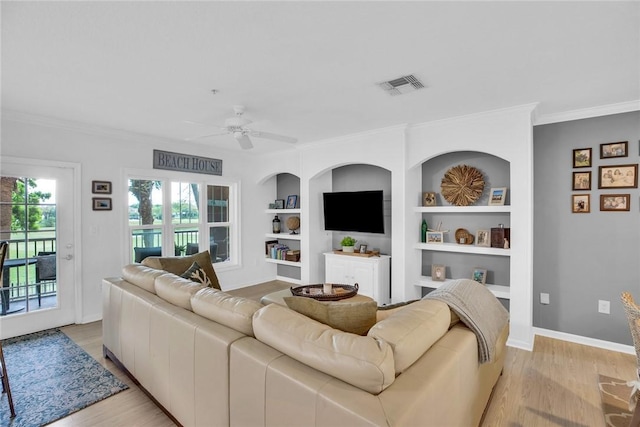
[174,243,186,256]
[340,236,356,253]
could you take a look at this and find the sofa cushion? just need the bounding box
[252,304,395,394]
[368,299,450,375]
[191,288,263,337]
[121,264,164,294]
[181,261,212,287]
[142,250,221,290]
[283,296,377,335]
[154,273,207,310]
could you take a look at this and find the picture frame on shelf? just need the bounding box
[572,171,591,190]
[598,164,638,189]
[471,268,487,285]
[426,231,444,244]
[422,191,436,206]
[573,148,592,168]
[92,197,112,211]
[431,264,446,282]
[286,195,298,209]
[600,141,628,159]
[92,180,112,194]
[572,194,590,213]
[274,199,285,209]
[488,187,507,206]
[600,194,630,211]
[475,229,490,247]
[268,203,276,209]
[359,244,368,254]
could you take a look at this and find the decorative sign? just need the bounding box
[153,149,222,176]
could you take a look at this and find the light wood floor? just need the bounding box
[49,281,635,427]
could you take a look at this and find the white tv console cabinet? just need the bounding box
[323,252,391,305]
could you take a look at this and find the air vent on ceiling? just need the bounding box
[377,74,425,96]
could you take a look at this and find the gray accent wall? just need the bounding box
[533,111,640,345]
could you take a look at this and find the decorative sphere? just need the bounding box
[286,216,300,233]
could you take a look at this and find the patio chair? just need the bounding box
[620,292,640,426]
[0,241,16,418]
[186,242,218,261]
[36,251,56,307]
[134,247,162,263]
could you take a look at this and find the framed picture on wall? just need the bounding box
[92,180,112,194]
[92,197,112,211]
[571,194,590,213]
[600,194,630,211]
[600,141,628,159]
[572,171,591,190]
[598,164,638,189]
[573,148,592,168]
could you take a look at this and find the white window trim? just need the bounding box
[123,168,240,271]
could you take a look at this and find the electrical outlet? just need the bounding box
[598,300,610,314]
[540,293,550,305]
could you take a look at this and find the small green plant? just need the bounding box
[340,236,356,247]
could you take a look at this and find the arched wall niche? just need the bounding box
[310,163,393,255]
[421,151,510,207]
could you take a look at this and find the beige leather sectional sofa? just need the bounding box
[102,262,508,427]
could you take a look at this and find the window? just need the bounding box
[128,176,237,267]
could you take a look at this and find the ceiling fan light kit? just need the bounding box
[187,105,297,150]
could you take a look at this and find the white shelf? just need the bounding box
[414,206,510,213]
[265,257,302,268]
[416,276,510,300]
[414,242,510,256]
[265,208,301,214]
[265,233,302,241]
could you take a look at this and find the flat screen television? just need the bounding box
[323,190,385,234]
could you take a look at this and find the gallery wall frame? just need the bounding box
[573,148,592,168]
[598,164,638,189]
[572,194,590,213]
[600,194,630,211]
[599,141,628,159]
[92,180,112,194]
[92,197,112,211]
[572,171,591,191]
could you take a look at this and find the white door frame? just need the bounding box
[0,156,82,339]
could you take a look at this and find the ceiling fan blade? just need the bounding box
[185,130,229,141]
[249,130,297,144]
[235,134,253,150]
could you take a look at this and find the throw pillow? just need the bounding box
[283,296,378,336]
[180,261,212,286]
[153,250,221,290]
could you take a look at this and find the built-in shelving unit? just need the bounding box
[417,152,511,302]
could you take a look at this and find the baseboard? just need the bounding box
[533,327,634,355]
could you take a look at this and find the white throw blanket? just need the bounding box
[424,279,509,363]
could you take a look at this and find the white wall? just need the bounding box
[1,116,278,322]
[2,105,537,350]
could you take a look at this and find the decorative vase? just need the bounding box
[342,246,355,253]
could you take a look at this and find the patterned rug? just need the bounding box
[0,328,128,427]
[599,374,635,427]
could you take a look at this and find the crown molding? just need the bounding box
[534,100,640,125]
[1,108,180,145]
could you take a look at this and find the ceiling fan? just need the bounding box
[186,105,297,150]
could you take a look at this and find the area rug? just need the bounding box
[599,374,635,427]
[0,328,128,426]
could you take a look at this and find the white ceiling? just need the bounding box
[2,1,639,154]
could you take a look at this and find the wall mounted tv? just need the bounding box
[323,190,385,234]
